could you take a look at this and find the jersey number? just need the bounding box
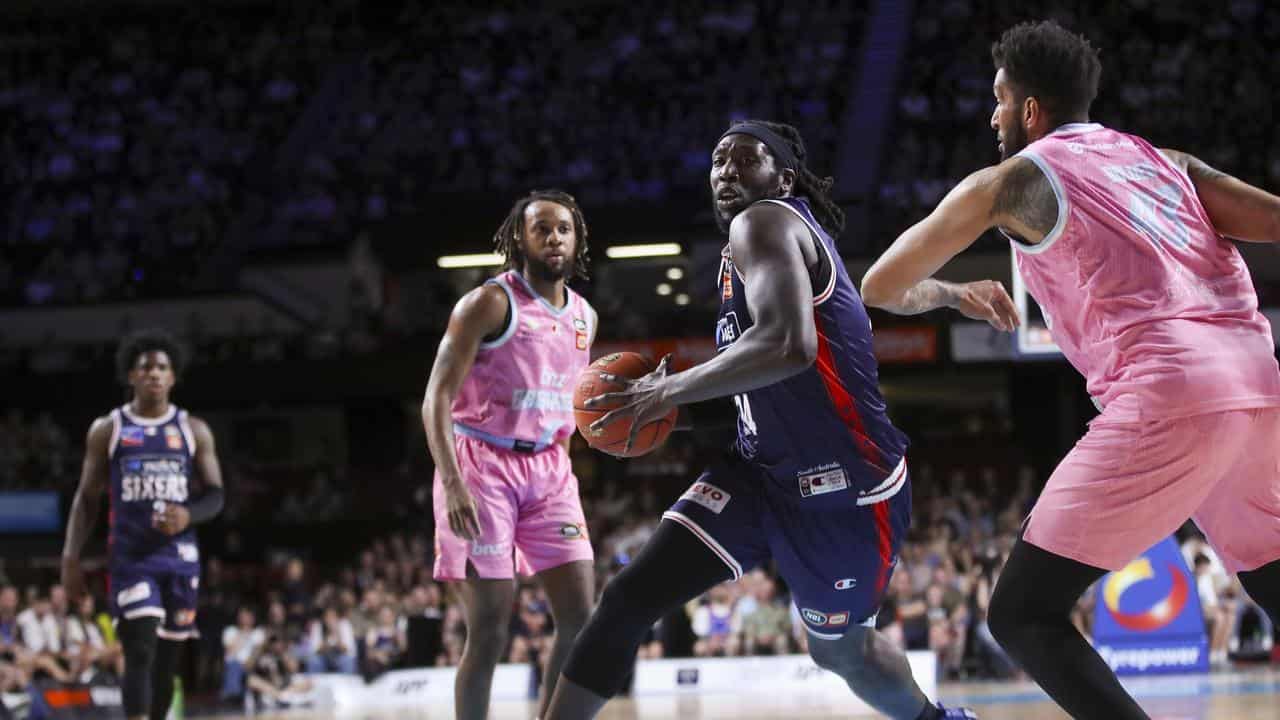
[1127,182,1190,249]
[733,394,758,437]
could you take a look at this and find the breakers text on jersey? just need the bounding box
[121,456,190,503]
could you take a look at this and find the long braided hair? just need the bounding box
[728,119,846,238]
[491,189,590,280]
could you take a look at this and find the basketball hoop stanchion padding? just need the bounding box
[1092,536,1209,675]
[1010,250,1062,357]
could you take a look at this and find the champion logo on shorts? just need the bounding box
[679,482,731,514]
[117,581,151,606]
[834,578,857,590]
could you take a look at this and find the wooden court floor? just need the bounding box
[227,667,1280,719]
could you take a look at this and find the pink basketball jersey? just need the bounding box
[452,270,593,450]
[1010,123,1280,421]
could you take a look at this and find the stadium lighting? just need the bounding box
[605,243,682,259]
[666,267,684,280]
[675,293,690,306]
[437,253,504,268]
[656,283,673,296]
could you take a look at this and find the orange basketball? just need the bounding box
[573,352,677,457]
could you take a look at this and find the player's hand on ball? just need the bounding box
[153,504,191,536]
[956,280,1020,332]
[586,354,678,455]
[61,556,86,602]
[443,482,482,540]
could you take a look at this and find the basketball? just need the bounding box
[573,352,677,457]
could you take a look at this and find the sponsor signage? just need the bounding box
[1093,536,1208,675]
[0,492,61,533]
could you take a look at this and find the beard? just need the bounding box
[524,254,572,283]
[1000,122,1029,160]
[710,184,782,235]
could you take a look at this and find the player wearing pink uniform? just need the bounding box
[423,190,597,720]
[862,21,1280,720]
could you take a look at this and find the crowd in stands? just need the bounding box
[4,1,1280,312]
[0,409,73,493]
[874,0,1280,253]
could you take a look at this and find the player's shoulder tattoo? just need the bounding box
[990,157,1058,236]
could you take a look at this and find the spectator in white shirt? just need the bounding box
[305,606,357,674]
[221,606,264,699]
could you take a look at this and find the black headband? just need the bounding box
[718,123,799,171]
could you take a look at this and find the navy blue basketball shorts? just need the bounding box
[665,452,910,639]
[110,563,201,640]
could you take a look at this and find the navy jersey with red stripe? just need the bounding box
[716,197,908,507]
[107,404,200,573]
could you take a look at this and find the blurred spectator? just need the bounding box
[246,632,313,711]
[63,593,122,682]
[221,606,265,701]
[736,574,791,656]
[363,605,407,678]
[305,606,357,674]
[691,583,738,658]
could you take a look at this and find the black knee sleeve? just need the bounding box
[150,638,183,720]
[119,617,161,716]
[988,538,1103,649]
[562,519,732,697]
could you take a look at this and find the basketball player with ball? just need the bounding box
[423,189,597,720]
[547,121,974,720]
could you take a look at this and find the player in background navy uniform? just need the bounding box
[545,121,975,720]
[62,330,225,720]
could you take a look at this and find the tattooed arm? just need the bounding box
[1161,149,1280,244]
[860,158,1055,328]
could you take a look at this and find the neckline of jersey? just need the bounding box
[120,404,177,427]
[509,270,572,317]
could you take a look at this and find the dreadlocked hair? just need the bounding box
[491,189,590,280]
[729,119,845,238]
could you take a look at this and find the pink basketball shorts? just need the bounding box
[433,435,592,581]
[1025,407,1280,573]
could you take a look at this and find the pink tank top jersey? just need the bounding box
[1010,123,1280,421]
[452,270,594,450]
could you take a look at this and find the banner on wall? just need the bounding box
[594,327,936,369]
[310,652,937,710]
[1092,536,1209,675]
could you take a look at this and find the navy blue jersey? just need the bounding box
[107,404,200,573]
[715,197,909,508]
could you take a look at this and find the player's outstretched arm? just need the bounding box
[862,163,1025,331]
[1161,149,1280,244]
[421,284,508,540]
[61,416,112,600]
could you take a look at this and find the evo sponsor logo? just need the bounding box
[679,482,731,514]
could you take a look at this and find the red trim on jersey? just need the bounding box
[812,312,889,473]
[873,500,894,594]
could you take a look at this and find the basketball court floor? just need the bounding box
[224,667,1280,719]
